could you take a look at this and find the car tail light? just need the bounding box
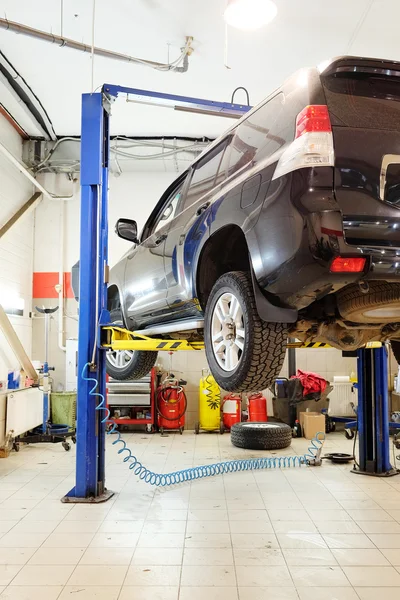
[273,105,334,180]
[295,105,332,138]
[330,257,367,273]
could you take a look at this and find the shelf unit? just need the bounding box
[106,368,156,431]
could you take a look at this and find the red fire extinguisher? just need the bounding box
[248,392,268,422]
[222,393,242,431]
[156,378,187,435]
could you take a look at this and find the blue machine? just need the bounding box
[62,86,251,502]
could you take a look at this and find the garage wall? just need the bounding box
[0,114,35,384]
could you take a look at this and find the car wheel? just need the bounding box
[204,271,287,393]
[231,422,292,450]
[105,309,158,380]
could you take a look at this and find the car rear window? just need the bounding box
[322,71,400,131]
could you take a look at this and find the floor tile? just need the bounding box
[184,534,231,548]
[277,533,327,549]
[0,565,22,586]
[347,509,393,521]
[67,565,127,586]
[11,565,75,586]
[42,533,95,548]
[28,547,85,565]
[268,510,311,521]
[141,521,185,534]
[272,521,317,534]
[90,532,139,548]
[11,522,59,534]
[79,546,133,566]
[307,510,352,522]
[355,588,400,600]
[358,521,400,534]
[233,548,285,566]
[0,549,36,565]
[323,534,374,549]
[181,565,236,586]
[343,565,400,586]
[368,534,400,548]
[0,533,49,548]
[236,565,293,587]
[186,521,230,534]
[238,589,298,600]
[54,520,101,533]
[132,548,183,565]
[0,587,63,599]
[58,586,121,599]
[120,587,179,600]
[137,533,184,548]
[228,510,269,521]
[283,548,337,566]
[229,521,274,534]
[188,510,228,521]
[297,587,359,599]
[183,548,233,566]
[315,522,363,534]
[289,566,350,587]
[0,523,18,534]
[381,549,400,565]
[331,548,390,566]
[231,533,279,549]
[125,565,181,586]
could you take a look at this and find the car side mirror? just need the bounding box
[115,218,139,243]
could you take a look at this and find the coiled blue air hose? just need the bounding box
[83,364,324,487]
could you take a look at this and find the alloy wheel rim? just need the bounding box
[106,349,134,369]
[211,292,245,372]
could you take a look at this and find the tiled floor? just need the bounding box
[0,431,400,599]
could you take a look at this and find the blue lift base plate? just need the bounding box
[61,488,115,503]
[351,467,400,478]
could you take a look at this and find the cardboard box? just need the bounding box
[299,411,325,440]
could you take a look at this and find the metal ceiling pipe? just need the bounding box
[0,18,190,72]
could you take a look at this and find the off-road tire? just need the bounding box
[105,309,158,380]
[337,282,400,323]
[231,422,292,450]
[204,271,287,393]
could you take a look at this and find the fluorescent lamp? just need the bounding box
[224,0,277,31]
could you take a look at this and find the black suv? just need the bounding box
[107,56,400,391]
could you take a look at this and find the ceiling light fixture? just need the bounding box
[224,0,277,31]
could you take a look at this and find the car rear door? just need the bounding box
[163,141,230,319]
[321,57,400,247]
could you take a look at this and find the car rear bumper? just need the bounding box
[255,210,400,311]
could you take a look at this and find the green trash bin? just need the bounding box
[51,392,77,429]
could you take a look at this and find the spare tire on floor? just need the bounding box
[231,422,292,450]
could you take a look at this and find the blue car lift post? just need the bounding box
[62,86,251,502]
[352,345,400,477]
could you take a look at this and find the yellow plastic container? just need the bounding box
[195,371,221,433]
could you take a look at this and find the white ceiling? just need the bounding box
[1,0,400,138]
